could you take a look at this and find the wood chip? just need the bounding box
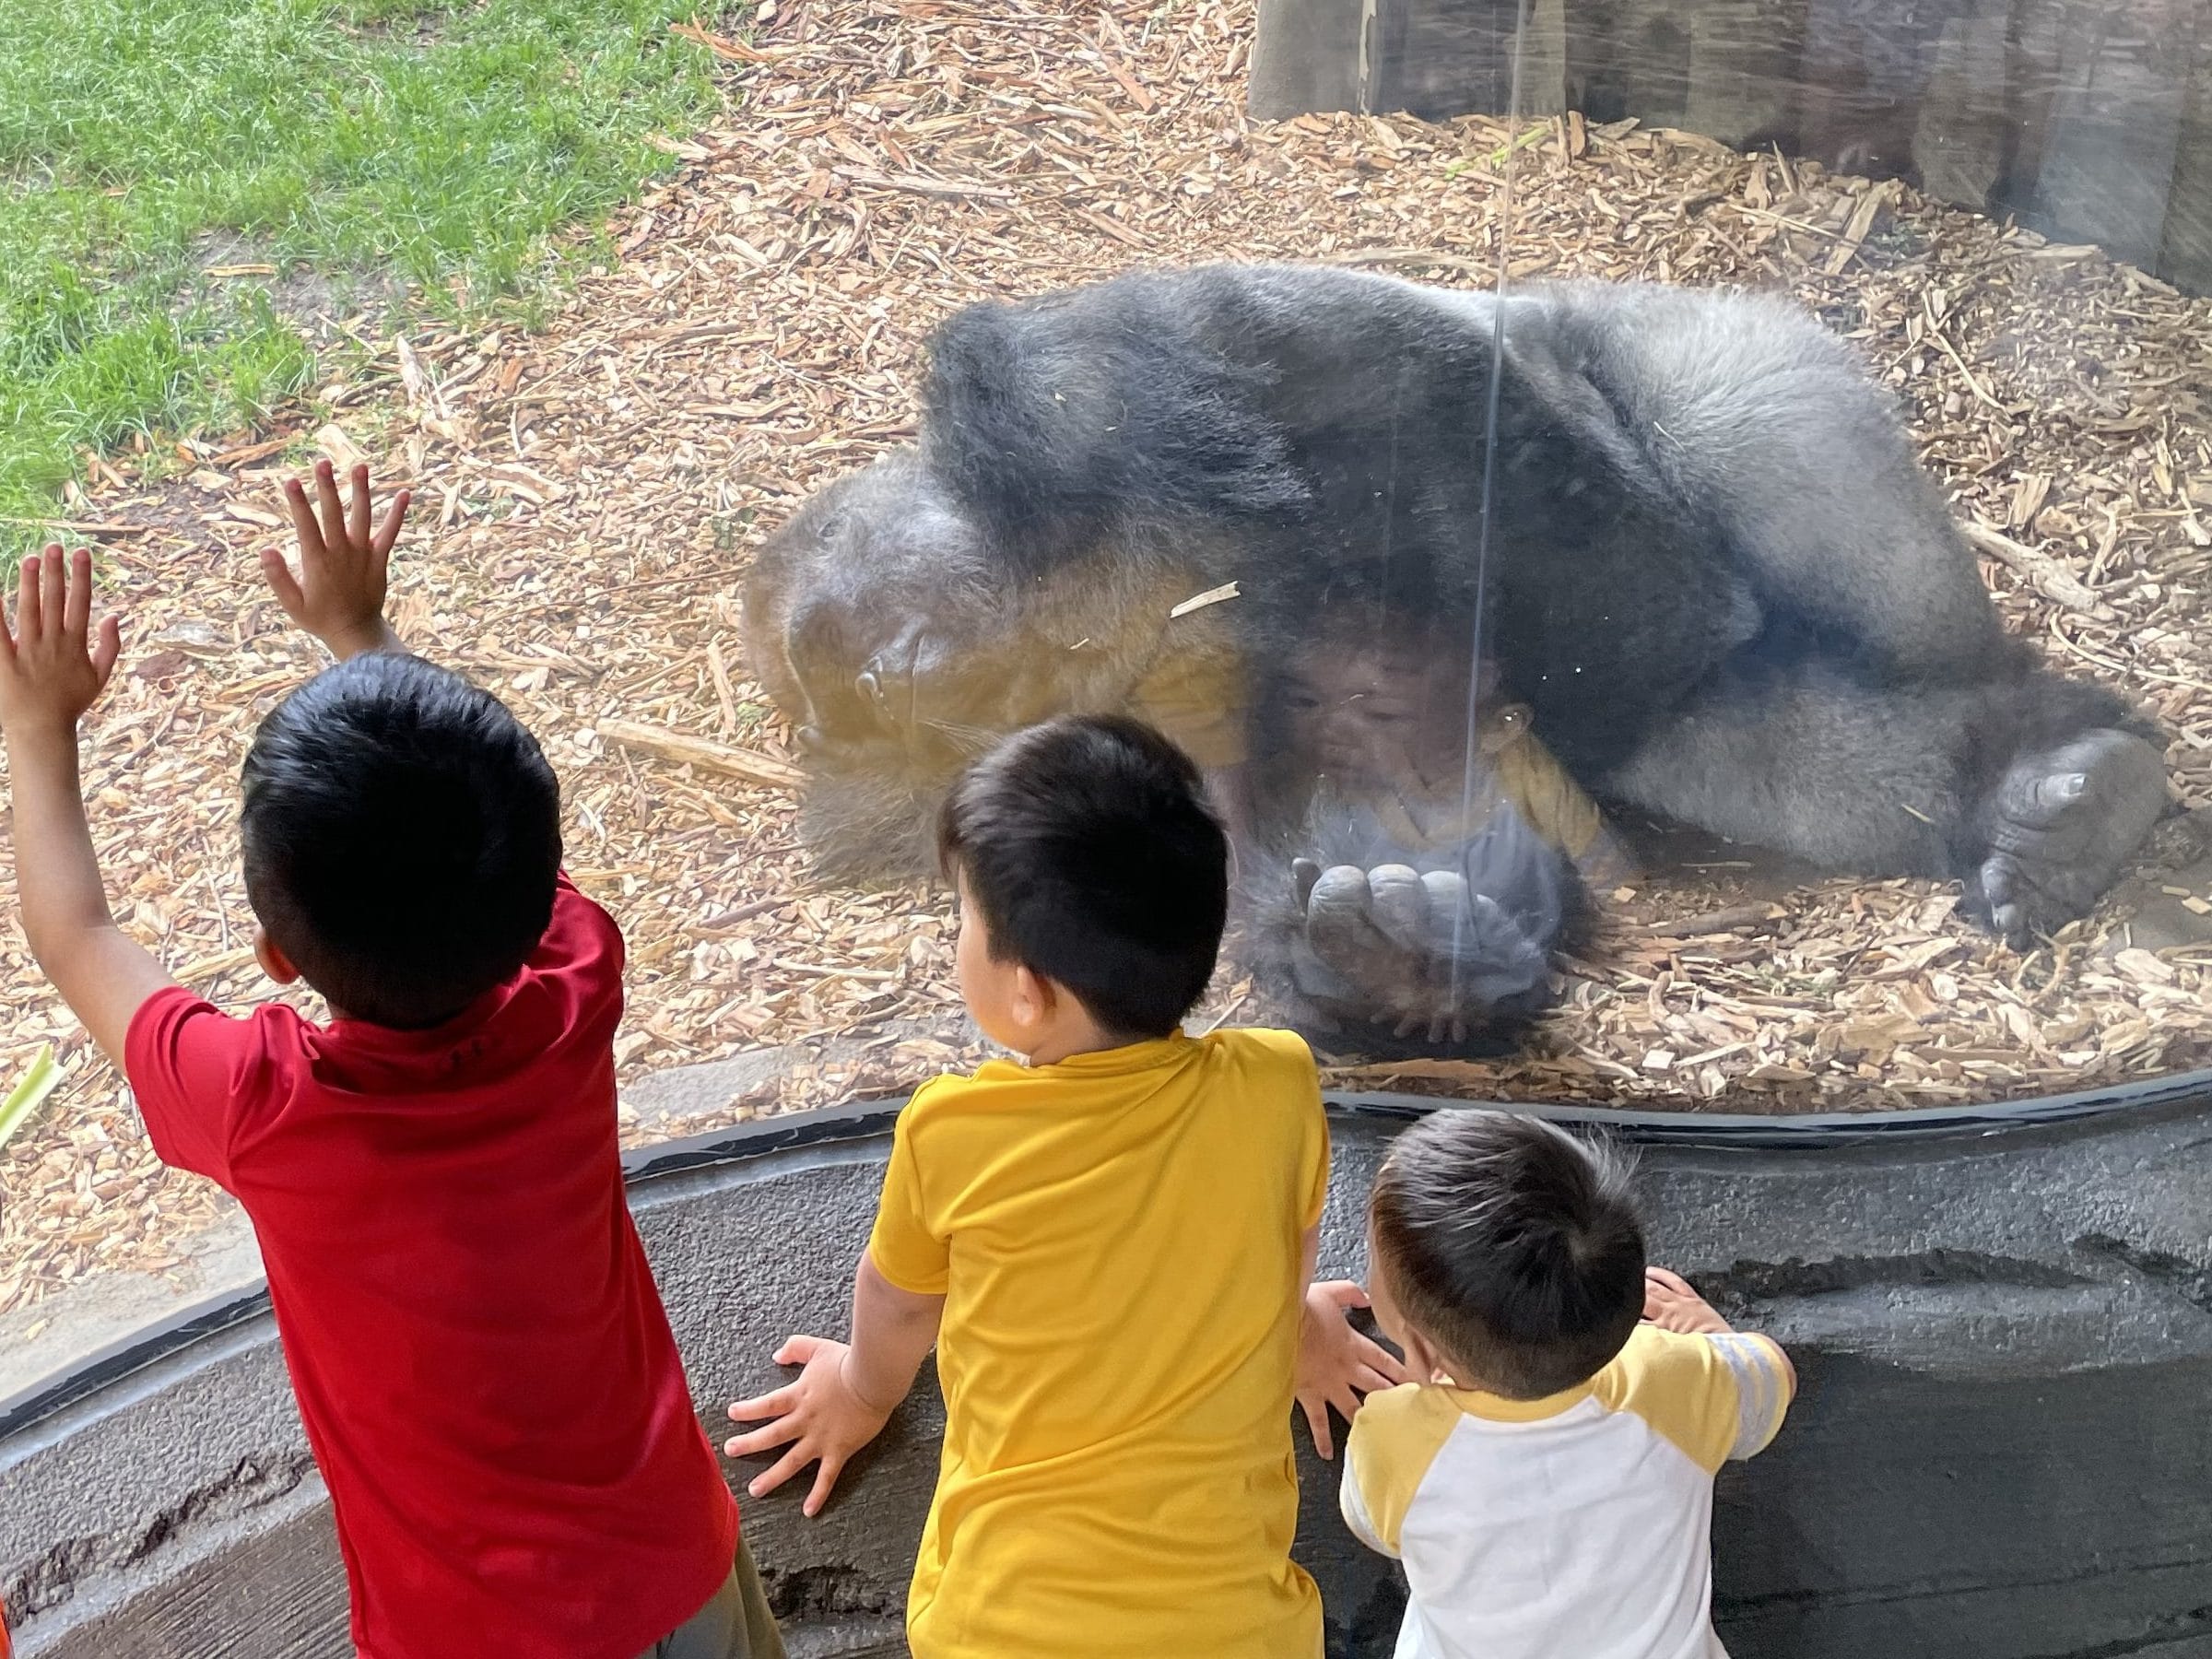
[1169,581,1241,618]
[597,720,807,789]
[314,423,368,473]
[1964,521,2108,616]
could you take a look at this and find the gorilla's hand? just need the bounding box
[1967,728,2169,946]
[1288,859,1555,1045]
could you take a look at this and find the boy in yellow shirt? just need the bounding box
[724,713,1401,1656]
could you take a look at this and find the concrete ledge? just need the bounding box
[9,1091,2212,1657]
[0,1040,894,1418]
[0,1207,261,1407]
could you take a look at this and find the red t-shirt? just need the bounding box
[125,877,738,1659]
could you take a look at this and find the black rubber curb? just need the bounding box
[7,1063,2208,1443]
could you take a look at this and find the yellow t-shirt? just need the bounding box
[1128,636,1623,876]
[866,1029,1331,1659]
[1127,628,1250,771]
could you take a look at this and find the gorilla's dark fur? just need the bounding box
[742,264,2169,1051]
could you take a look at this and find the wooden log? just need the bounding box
[1524,0,1572,119]
[595,720,806,790]
[1638,901,1785,935]
[1247,0,2212,296]
[1247,0,1367,117]
[1682,0,1805,147]
[1913,2,2011,211]
[2159,33,2212,292]
[1369,0,1523,120]
[2027,2,2193,274]
[1250,0,1541,121]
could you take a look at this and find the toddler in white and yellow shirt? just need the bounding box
[1331,1112,1794,1659]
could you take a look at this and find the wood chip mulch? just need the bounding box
[5,0,2212,1316]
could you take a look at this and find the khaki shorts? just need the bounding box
[637,1538,787,1659]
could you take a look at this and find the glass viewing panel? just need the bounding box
[743,0,2212,1116]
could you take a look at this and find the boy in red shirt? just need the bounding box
[0,465,780,1659]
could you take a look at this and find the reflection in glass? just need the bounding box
[745,259,2178,1097]
[720,0,2212,1118]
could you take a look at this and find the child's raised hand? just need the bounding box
[266,459,409,660]
[723,1334,894,1517]
[1296,1280,1409,1461]
[0,547,123,745]
[1641,1266,1734,1336]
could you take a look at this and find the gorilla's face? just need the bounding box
[741,450,1183,826]
[747,455,1028,772]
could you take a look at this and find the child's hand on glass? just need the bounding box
[266,459,410,660]
[0,547,122,745]
[724,1335,895,1517]
[1641,1266,1734,1335]
[1296,1279,1408,1460]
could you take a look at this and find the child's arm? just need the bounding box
[1644,1265,1798,1394]
[1644,1265,1796,1462]
[265,460,411,661]
[1295,1223,1410,1460]
[0,548,177,1069]
[724,1254,945,1517]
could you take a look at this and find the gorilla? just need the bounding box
[740,263,2169,1050]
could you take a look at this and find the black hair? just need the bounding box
[935,714,1228,1041]
[1370,1111,1645,1398]
[240,653,562,1030]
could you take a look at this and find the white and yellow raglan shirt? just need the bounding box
[1340,1324,1794,1659]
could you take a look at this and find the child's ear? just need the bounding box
[253,926,301,987]
[1010,964,1053,1030]
[1401,1326,1455,1387]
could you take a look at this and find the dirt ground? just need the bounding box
[5,0,2212,1317]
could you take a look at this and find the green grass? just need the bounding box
[0,0,730,561]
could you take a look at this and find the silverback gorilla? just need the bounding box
[740,264,2170,1050]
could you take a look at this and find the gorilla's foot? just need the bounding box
[1290,859,1554,1044]
[1967,729,2169,946]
